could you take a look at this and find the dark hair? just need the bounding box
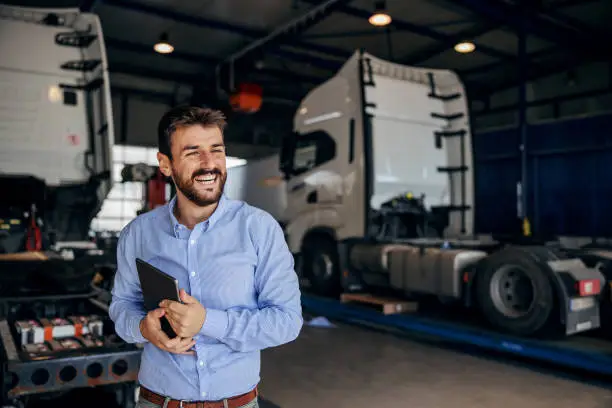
[157,105,227,159]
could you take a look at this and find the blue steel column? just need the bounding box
[518,2,530,237]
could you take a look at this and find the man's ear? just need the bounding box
[157,152,172,177]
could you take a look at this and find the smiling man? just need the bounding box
[109,106,303,408]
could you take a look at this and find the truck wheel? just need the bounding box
[475,247,556,336]
[302,237,341,297]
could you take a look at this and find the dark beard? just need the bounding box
[172,166,227,207]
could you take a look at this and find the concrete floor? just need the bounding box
[259,320,612,408]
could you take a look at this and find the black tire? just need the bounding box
[302,236,341,297]
[475,247,558,337]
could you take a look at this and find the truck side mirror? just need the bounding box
[279,132,297,178]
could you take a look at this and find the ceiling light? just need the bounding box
[454,41,475,53]
[154,33,174,54]
[369,1,391,27]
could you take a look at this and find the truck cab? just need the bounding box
[0,3,115,250]
[280,49,475,294]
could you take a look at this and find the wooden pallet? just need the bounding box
[340,293,418,315]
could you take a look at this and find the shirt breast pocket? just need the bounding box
[201,252,258,309]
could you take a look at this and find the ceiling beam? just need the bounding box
[220,0,355,68]
[300,0,515,61]
[448,0,612,60]
[468,54,586,98]
[401,22,497,65]
[461,45,558,77]
[105,37,327,85]
[109,62,306,103]
[101,0,351,63]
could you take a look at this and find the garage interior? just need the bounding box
[1,0,612,407]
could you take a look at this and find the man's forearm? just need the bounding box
[109,299,148,344]
[199,305,302,352]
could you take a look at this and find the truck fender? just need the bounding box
[462,246,571,325]
[301,226,338,251]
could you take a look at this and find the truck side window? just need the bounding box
[292,130,336,175]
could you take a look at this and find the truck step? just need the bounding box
[59,77,104,92]
[55,31,97,48]
[428,92,461,101]
[434,129,466,138]
[437,166,468,173]
[340,293,418,315]
[435,129,466,148]
[431,112,465,121]
[60,59,101,72]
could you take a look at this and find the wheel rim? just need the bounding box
[489,264,536,318]
[312,252,333,282]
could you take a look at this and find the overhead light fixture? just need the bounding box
[454,41,475,53]
[369,0,391,27]
[154,32,174,54]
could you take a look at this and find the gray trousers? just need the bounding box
[136,395,259,408]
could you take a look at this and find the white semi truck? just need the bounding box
[0,5,141,407]
[0,3,114,247]
[278,50,608,338]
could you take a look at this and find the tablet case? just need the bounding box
[135,258,180,339]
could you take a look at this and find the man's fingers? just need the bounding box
[165,337,195,354]
[167,301,188,316]
[179,289,198,305]
[164,313,184,334]
[149,308,165,319]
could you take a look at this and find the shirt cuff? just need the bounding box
[199,309,229,340]
[130,314,148,344]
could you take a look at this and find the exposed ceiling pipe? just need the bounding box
[215,0,355,98]
[299,0,515,61]
[101,0,349,69]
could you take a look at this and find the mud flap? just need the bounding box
[547,258,606,335]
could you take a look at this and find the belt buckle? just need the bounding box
[178,400,187,408]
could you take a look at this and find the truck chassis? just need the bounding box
[0,288,141,407]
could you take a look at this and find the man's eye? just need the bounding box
[187,151,198,156]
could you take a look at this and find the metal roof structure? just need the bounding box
[8,0,609,104]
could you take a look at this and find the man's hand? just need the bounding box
[139,308,195,355]
[159,289,207,338]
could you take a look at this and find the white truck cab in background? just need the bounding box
[0,4,114,247]
[280,49,474,294]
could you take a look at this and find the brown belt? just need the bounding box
[140,386,258,408]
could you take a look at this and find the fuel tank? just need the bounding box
[349,241,488,298]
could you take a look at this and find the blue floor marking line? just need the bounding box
[301,295,612,377]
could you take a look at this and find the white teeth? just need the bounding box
[195,174,216,185]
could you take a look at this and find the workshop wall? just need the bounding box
[473,111,612,239]
[109,72,292,156]
[110,72,191,147]
[472,61,612,131]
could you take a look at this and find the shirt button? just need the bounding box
[201,392,207,398]
[190,240,195,245]
[199,360,204,366]
[191,271,196,277]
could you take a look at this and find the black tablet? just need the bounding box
[135,258,180,339]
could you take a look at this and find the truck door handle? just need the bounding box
[307,191,318,203]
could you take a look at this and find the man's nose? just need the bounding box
[198,151,214,166]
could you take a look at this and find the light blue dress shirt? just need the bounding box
[109,193,303,401]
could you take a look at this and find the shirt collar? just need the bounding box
[167,193,229,236]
